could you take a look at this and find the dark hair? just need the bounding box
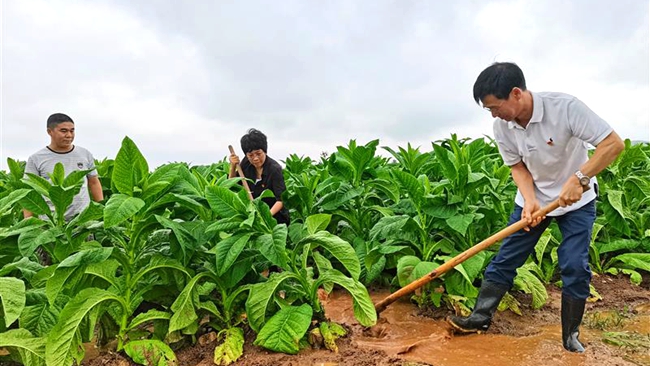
[473,62,527,104]
[240,128,268,153]
[47,113,74,129]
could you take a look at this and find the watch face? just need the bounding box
[580,176,590,186]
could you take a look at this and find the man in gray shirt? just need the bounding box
[23,113,104,221]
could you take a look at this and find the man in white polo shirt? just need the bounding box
[447,62,624,353]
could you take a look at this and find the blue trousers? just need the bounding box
[484,199,596,300]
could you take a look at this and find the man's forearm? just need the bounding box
[578,131,625,178]
[510,161,536,202]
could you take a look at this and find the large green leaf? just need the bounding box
[253,304,313,354]
[0,277,26,327]
[396,256,437,288]
[514,265,548,309]
[611,253,650,272]
[169,273,207,334]
[603,190,631,236]
[128,310,172,332]
[213,327,244,365]
[20,300,60,338]
[245,272,298,332]
[0,329,46,366]
[305,214,331,235]
[215,233,252,277]
[17,227,58,258]
[112,136,149,196]
[369,215,410,241]
[45,267,82,305]
[58,247,113,268]
[446,213,475,237]
[205,186,248,218]
[48,185,80,218]
[18,190,51,216]
[316,270,377,327]
[598,239,640,254]
[46,288,125,366]
[0,189,31,216]
[299,231,360,280]
[124,340,177,366]
[103,194,145,228]
[255,225,290,270]
[0,258,43,283]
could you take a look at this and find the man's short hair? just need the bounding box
[240,128,268,153]
[473,62,527,104]
[47,113,74,130]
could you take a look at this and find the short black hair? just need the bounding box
[473,62,527,104]
[47,113,74,129]
[240,128,268,153]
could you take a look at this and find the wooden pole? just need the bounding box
[229,145,254,202]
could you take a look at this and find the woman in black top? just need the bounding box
[228,128,290,225]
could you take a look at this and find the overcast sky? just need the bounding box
[1,0,648,170]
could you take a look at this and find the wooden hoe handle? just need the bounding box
[229,145,254,202]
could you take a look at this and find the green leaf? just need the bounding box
[255,225,290,270]
[20,300,60,337]
[103,194,145,228]
[317,270,377,327]
[46,288,124,366]
[305,214,331,235]
[445,213,475,237]
[18,227,59,257]
[169,273,207,334]
[46,267,82,305]
[58,247,113,268]
[611,253,650,272]
[18,190,51,216]
[0,329,46,366]
[253,304,313,355]
[299,231,360,280]
[396,256,437,287]
[112,136,149,196]
[0,277,26,327]
[127,310,172,331]
[369,215,410,241]
[598,239,640,254]
[49,163,65,185]
[215,233,252,276]
[245,272,298,332]
[205,186,248,218]
[48,185,79,218]
[213,327,244,365]
[124,340,177,366]
[514,266,548,309]
[0,189,31,215]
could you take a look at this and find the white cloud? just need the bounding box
[1,0,648,171]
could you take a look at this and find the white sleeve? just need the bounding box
[567,98,613,146]
[493,120,521,166]
[86,150,99,177]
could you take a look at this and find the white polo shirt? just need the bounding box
[493,91,613,216]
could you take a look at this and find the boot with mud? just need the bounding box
[447,281,509,333]
[561,294,586,353]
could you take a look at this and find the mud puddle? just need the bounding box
[324,290,649,366]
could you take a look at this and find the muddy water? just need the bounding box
[324,290,649,366]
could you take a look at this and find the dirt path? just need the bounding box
[85,274,650,366]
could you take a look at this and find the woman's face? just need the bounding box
[246,149,266,169]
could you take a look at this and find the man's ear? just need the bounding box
[511,87,523,100]
[47,128,52,137]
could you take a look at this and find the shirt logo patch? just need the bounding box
[546,138,554,146]
[77,162,84,169]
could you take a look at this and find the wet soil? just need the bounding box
[84,274,649,366]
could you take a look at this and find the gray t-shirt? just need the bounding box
[25,146,99,221]
[493,92,613,216]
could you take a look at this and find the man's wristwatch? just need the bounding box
[575,170,590,187]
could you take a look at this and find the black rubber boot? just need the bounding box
[447,281,509,333]
[562,294,586,353]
